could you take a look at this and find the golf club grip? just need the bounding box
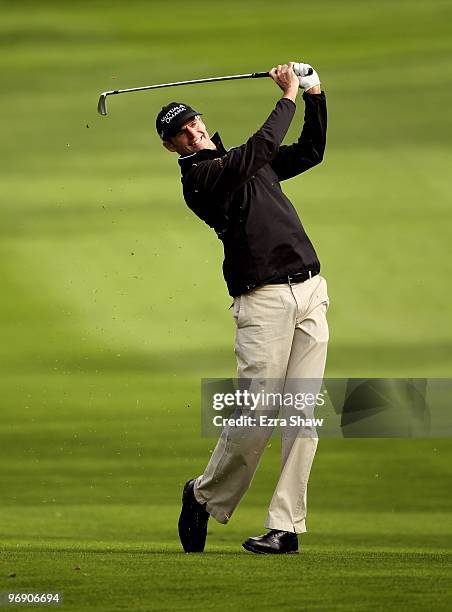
[251,67,312,79]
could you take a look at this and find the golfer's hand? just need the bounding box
[269,62,299,103]
[297,63,321,94]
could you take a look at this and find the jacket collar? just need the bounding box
[178,132,227,174]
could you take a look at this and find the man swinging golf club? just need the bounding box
[157,61,329,554]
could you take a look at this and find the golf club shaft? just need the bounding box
[98,72,268,115]
[114,72,268,95]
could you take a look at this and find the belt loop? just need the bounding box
[287,275,292,287]
[308,270,312,279]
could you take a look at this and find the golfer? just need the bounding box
[156,62,329,554]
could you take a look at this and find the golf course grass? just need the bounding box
[1,0,452,609]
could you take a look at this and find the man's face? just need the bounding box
[163,115,216,156]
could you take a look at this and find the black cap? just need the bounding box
[156,102,201,141]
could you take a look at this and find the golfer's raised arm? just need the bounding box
[270,63,327,182]
[185,64,300,195]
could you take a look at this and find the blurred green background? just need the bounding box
[1,0,451,610]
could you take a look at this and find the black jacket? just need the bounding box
[178,92,327,297]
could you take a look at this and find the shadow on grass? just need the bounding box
[2,547,451,562]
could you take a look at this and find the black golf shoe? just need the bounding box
[242,529,299,554]
[178,479,210,553]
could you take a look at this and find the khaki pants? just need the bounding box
[194,274,329,534]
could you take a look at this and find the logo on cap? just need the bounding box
[161,104,186,125]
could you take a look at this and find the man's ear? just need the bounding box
[163,140,176,153]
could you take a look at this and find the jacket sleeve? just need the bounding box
[270,91,327,181]
[185,98,296,196]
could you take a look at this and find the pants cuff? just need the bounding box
[264,519,307,534]
[194,476,230,525]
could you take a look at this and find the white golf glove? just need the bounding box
[293,62,321,91]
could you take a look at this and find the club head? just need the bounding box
[97,93,108,116]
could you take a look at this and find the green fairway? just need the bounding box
[1,373,451,610]
[1,0,452,609]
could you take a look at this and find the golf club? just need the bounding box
[97,64,312,116]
